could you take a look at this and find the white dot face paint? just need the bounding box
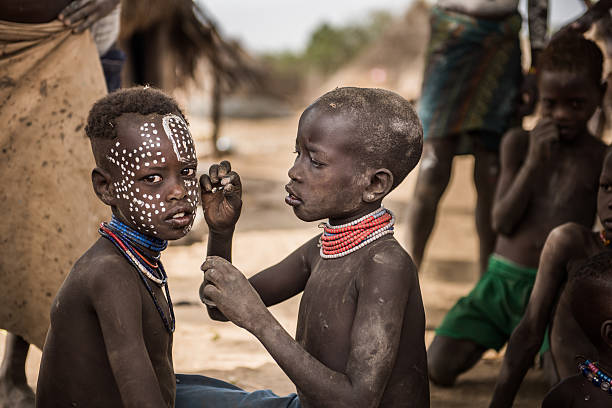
[106,113,199,239]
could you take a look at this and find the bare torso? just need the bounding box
[495,130,605,267]
[0,0,71,23]
[36,239,175,407]
[549,228,609,378]
[295,237,429,408]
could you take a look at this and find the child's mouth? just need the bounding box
[284,186,302,207]
[165,210,193,228]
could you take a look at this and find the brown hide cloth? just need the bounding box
[0,20,107,348]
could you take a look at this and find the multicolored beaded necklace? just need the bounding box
[99,217,175,333]
[319,207,395,259]
[578,359,612,395]
[600,230,610,247]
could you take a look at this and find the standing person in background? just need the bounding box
[0,1,118,406]
[405,0,548,276]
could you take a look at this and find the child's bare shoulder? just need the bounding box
[547,222,593,249]
[68,238,140,298]
[499,127,529,161]
[360,237,416,284]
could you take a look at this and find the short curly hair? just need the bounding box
[307,87,423,190]
[538,32,603,86]
[85,87,187,141]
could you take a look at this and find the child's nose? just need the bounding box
[167,181,187,201]
[553,105,572,121]
[288,162,300,181]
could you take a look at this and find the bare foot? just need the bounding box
[0,380,35,408]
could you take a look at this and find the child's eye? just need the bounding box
[310,157,324,168]
[600,183,612,193]
[143,174,162,183]
[182,168,196,177]
[570,100,584,110]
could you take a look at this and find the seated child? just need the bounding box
[177,87,430,408]
[427,33,608,387]
[541,251,612,407]
[490,147,612,407]
[36,87,199,407]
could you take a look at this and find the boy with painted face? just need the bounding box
[178,87,429,408]
[490,148,612,407]
[541,251,612,407]
[428,33,608,388]
[36,87,198,407]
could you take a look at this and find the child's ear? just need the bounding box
[92,167,115,206]
[363,168,393,203]
[602,319,612,349]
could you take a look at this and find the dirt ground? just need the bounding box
[0,114,550,407]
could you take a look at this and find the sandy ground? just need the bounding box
[0,114,550,406]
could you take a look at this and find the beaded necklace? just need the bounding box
[99,220,175,334]
[319,207,394,259]
[109,215,168,252]
[600,230,610,247]
[578,359,612,395]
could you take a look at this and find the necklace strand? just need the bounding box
[99,223,175,333]
[319,207,395,259]
[578,359,612,394]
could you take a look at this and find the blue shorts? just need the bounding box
[175,374,301,408]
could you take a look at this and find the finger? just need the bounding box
[65,3,98,26]
[200,283,221,306]
[59,0,89,20]
[201,256,217,272]
[72,13,100,33]
[218,160,231,178]
[204,268,223,285]
[209,164,220,184]
[220,171,240,187]
[200,174,213,193]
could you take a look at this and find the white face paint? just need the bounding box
[107,114,198,237]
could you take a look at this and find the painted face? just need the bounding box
[538,70,602,141]
[106,112,198,240]
[284,107,371,224]
[598,152,612,236]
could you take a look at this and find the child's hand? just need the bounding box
[200,256,268,332]
[200,161,242,233]
[58,0,120,33]
[528,119,559,163]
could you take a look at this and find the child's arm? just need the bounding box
[88,261,168,407]
[199,161,311,316]
[200,160,242,262]
[201,251,414,408]
[492,121,559,235]
[489,224,582,408]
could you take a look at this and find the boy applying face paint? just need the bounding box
[428,32,608,389]
[36,87,198,407]
[179,87,429,408]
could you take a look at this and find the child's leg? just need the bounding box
[404,138,457,269]
[473,143,500,276]
[0,333,34,408]
[175,374,300,408]
[427,335,487,386]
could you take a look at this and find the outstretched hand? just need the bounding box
[58,0,120,33]
[200,161,242,233]
[199,256,268,332]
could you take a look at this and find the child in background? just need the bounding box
[36,87,198,407]
[490,148,612,407]
[541,251,612,407]
[428,33,608,387]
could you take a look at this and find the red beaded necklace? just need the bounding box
[601,230,610,247]
[319,207,395,259]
